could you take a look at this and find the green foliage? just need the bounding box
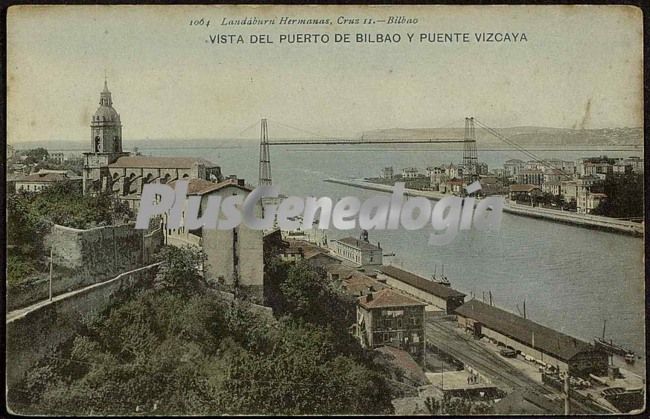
[10,237,394,415]
[7,180,135,285]
[14,285,393,415]
[438,396,494,415]
[23,147,49,163]
[7,193,49,285]
[153,246,206,295]
[273,260,356,332]
[6,255,39,286]
[28,181,133,228]
[592,173,644,218]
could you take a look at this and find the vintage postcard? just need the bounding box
[5,4,645,416]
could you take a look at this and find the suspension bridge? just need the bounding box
[256,116,480,186]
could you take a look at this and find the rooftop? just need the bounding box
[336,237,381,251]
[168,177,252,194]
[331,266,388,296]
[377,265,466,299]
[109,155,218,169]
[14,173,79,182]
[455,299,596,362]
[446,178,465,185]
[358,288,426,310]
[509,184,540,192]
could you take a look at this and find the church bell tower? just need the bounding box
[91,79,122,153]
[82,78,129,194]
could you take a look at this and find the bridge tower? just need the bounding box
[463,117,479,182]
[258,118,272,186]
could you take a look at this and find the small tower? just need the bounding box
[82,78,129,194]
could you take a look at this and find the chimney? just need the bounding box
[238,178,245,186]
[366,293,373,302]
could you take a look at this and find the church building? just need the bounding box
[81,80,263,300]
[82,80,223,210]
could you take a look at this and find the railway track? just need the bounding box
[425,320,608,414]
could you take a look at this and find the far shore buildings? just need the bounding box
[401,167,419,179]
[380,166,394,180]
[81,80,262,300]
[509,184,542,202]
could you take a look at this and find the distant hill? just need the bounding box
[360,127,643,147]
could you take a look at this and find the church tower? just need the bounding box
[91,79,122,153]
[82,78,129,194]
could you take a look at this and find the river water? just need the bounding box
[137,143,645,362]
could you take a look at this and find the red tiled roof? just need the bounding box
[358,288,426,309]
[168,178,252,194]
[109,156,217,169]
[341,271,387,296]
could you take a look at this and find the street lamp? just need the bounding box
[49,247,53,301]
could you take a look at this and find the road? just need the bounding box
[425,319,611,414]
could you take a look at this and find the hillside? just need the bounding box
[360,127,643,147]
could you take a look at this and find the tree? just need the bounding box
[7,193,49,285]
[275,261,355,332]
[153,246,206,295]
[12,284,394,415]
[24,147,49,163]
[592,173,643,218]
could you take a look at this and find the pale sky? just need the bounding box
[7,5,643,144]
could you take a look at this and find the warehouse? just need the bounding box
[455,300,608,376]
[375,265,466,314]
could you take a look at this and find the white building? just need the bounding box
[402,167,419,179]
[503,159,525,177]
[330,236,383,268]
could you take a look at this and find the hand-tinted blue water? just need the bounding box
[143,143,645,361]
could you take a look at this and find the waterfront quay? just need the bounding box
[324,178,644,237]
[280,229,643,414]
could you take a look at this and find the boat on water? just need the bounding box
[432,264,451,286]
[595,320,636,363]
